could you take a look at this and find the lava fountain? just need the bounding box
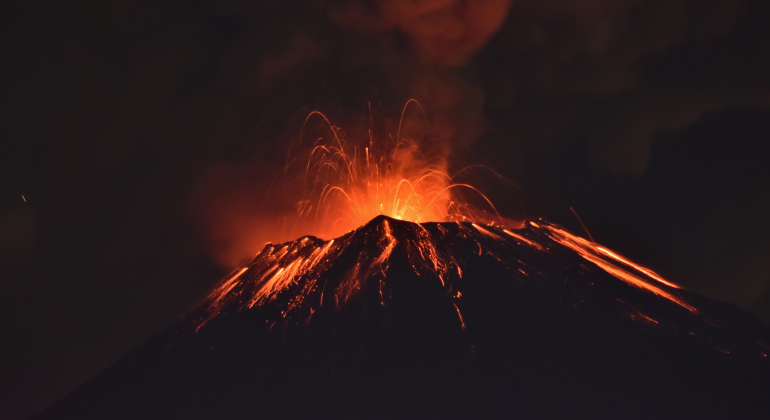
[198,101,702,328]
[284,100,502,241]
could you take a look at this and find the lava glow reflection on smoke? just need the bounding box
[290,101,498,239]
[193,102,701,331]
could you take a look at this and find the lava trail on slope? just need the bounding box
[34,217,770,420]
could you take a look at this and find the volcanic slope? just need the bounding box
[34,216,770,420]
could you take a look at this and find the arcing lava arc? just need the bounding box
[34,215,770,419]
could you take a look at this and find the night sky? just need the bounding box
[2,1,769,419]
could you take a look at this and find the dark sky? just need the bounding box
[1,1,769,419]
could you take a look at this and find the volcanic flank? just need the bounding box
[34,217,770,420]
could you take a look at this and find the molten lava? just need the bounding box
[35,114,770,420]
[193,102,514,268]
[282,103,500,241]
[38,210,770,420]
[195,216,700,332]
[197,105,701,328]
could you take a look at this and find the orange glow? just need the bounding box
[472,223,502,240]
[291,103,498,240]
[453,302,467,330]
[614,298,659,325]
[195,216,700,333]
[639,314,659,324]
[503,229,546,251]
[595,246,681,289]
[192,103,700,330]
[193,101,506,268]
[540,223,697,314]
[197,266,249,330]
[249,239,336,308]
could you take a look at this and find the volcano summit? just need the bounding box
[34,217,770,419]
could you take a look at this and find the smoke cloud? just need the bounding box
[194,0,516,266]
[480,0,769,173]
[188,0,770,265]
[327,0,511,66]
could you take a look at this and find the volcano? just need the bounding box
[33,216,770,420]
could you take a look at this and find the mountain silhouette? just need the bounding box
[33,216,770,419]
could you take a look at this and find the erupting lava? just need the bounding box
[196,216,701,332]
[198,102,700,329]
[198,102,701,329]
[63,103,749,420]
[36,157,770,420]
[283,101,500,240]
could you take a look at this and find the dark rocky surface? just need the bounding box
[33,216,770,419]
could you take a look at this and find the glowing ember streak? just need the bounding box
[197,267,249,330]
[211,267,249,306]
[249,239,336,308]
[337,220,398,307]
[375,220,397,269]
[453,303,467,330]
[194,100,700,330]
[412,224,449,286]
[503,229,545,251]
[283,102,500,240]
[615,298,659,325]
[194,214,703,336]
[595,246,681,289]
[542,225,697,314]
[472,223,502,240]
[252,258,306,306]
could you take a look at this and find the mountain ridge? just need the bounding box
[33,216,770,419]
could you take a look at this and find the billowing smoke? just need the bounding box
[327,0,512,66]
[480,0,768,174]
[195,0,514,267]
[191,0,770,267]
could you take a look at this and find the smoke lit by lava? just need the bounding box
[286,101,504,236]
[195,98,702,331]
[32,102,770,418]
[193,100,513,267]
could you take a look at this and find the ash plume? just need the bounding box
[194,0,515,267]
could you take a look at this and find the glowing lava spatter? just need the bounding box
[540,223,698,314]
[283,101,501,240]
[195,217,698,331]
[196,103,698,331]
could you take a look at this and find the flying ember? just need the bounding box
[284,101,499,240]
[195,101,701,329]
[196,215,700,331]
[38,107,770,420]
